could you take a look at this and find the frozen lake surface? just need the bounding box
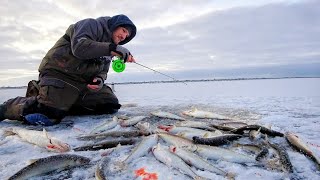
[0,78,319,179]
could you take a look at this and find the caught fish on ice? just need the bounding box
[89,116,119,134]
[151,111,187,121]
[182,108,234,120]
[4,127,70,152]
[8,154,90,180]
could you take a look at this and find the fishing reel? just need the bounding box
[112,56,126,73]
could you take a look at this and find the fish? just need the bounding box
[8,154,90,180]
[175,120,217,131]
[265,140,294,173]
[120,116,147,127]
[95,156,111,180]
[158,133,198,152]
[230,125,284,137]
[231,143,263,154]
[182,108,233,120]
[231,143,269,161]
[73,137,139,151]
[89,116,119,134]
[210,122,248,131]
[152,143,203,180]
[158,125,223,140]
[123,134,158,165]
[169,145,232,178]
[4,127,70,152]
[285,132,320,170]
[196,144,259,165]
[193,134,243,146]
[77,130,147,141]
[151,111,187,121]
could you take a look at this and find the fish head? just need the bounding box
[46,138,71,152]
[285,132,297,138]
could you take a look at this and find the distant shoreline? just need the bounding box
[1,76,319,89]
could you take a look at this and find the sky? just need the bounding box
[1,0,320,86]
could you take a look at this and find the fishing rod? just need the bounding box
[133,62,187,85]
[111,56,187,85]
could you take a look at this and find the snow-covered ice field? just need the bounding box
[0,78,319,179]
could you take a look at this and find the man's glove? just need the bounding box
[87,76,104,91]
[109,43,131,62]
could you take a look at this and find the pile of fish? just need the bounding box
[3,108,320,180]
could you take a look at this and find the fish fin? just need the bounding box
[257,127,261,133]
[27,158,39,165]
[43,128,50,139]
[203,133,209,138]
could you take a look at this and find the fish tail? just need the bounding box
[3,128,15,136]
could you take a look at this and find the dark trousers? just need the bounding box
[1,75,120,123]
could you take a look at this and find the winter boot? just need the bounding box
[0,103,6,121]
[0,96,38,121]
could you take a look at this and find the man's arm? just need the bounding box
[70,18,112,59]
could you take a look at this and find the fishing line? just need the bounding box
[134,62,187,85]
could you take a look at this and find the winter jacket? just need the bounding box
[38,14,136,83]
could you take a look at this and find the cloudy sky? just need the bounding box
[1,0,319,86]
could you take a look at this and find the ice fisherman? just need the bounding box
[0,14,137,126]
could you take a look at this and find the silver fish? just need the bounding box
[175,120,217,131]
[120,116,147,127]
[8,154,90,180]
[231,143,269,161]
[77,130,146,141]
[286,132,320,170]
[89,116,119,134]
[152,143,203,179]
[123,134,158,164]
[151,111,186,121]
[169,145,232,178]
[182,108,233,120]
[196,145,259,165]
[4,127,70,152]
[158,133,198,152]
[73,138,139,151]
[159,125,223,140]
